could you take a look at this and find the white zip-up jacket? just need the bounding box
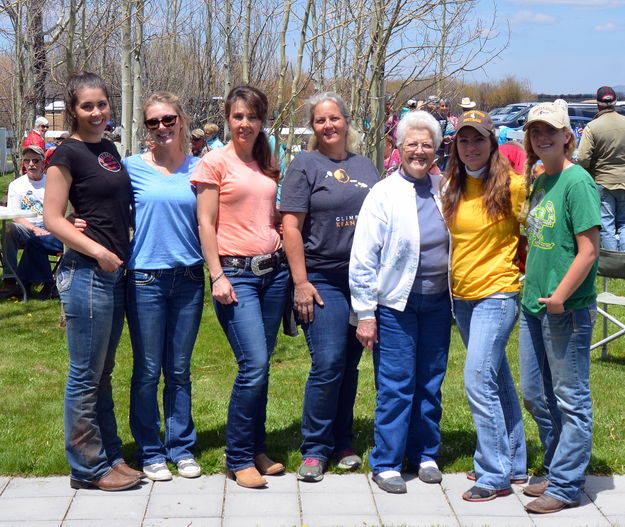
[349,170,451,320]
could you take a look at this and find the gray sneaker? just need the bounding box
[177,458,201,478]
[296,458,325,482]
[143,462,173,481]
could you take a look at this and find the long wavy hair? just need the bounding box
[306,91,361,153]
[524,124,576,179]
[143,91,190,155]
[64,71,110,134]
[225,85,279,181]
[442,130,516,224]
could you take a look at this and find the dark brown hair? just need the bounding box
[225,85,279,181]
[442,130,518,224]
[64,71,110,134]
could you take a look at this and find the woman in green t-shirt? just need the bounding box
[519,100,601,515]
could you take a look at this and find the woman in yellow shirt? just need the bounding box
[442,110,529,502]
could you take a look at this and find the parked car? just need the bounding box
[491,102,538,129]
[489,107,508,118]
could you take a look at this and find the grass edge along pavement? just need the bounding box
[0,282,624,477]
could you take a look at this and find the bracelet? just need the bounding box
[210,271,224,286]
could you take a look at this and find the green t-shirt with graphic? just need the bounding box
[522,164,600,315]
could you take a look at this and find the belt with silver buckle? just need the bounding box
[219,250,284,277]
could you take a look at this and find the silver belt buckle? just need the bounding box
[251,254,273,276]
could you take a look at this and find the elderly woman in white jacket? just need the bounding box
[349,111,452,494]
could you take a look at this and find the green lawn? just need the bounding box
[1,284,624,477]
[0,172,13,202]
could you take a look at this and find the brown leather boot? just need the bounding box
[228,466,267,488]
[113,462,146,479]
[523,478,549,497]
[254,453,285,476]
[70,470,140,491]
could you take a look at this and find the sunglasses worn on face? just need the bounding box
[24,158,42,165]
[144,114,178,130]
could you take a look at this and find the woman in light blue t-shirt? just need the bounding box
[124,92,205,482]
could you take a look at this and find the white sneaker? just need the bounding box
[143,462,173,481]
[177,458,201,478]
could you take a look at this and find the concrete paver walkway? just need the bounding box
[1,473,624,527]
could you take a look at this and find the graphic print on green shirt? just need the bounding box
[527,191,556,250]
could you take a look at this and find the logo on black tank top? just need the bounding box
[98,152,121,172]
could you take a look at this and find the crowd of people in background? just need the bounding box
[3,71,616,515]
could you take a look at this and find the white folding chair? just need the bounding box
[591,249,625,359]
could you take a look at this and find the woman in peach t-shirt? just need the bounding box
[192,86,288,489]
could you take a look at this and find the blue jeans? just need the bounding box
[300,271,363,462]
[6,222,63,283]
[597,185,625,251]
[454,295,526,490]
[57,249,126,482]
[126,265,205,466]
[519,306,595,504]
[369,291,451,474]
[213,262,289,472]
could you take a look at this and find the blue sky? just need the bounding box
[468,0,625,94]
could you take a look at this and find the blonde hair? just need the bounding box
[306,92,361,153]
[143,92,190,155]
[203,122,219,138]
[524,124,575,179]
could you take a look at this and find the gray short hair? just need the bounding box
[396,111,442,149]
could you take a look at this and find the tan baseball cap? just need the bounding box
[523,101,571,131]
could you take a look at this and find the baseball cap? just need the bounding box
[406,99,417,107]
[456,110,494,137]
[597,86,617,105]
[22,145,45,159]
[191,128,205,139]
[523,100,570,131]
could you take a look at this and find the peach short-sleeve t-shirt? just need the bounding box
[191,147,281,256]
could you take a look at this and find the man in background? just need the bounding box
[578,86,625,251]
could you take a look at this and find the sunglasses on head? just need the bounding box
[144,114,178,130]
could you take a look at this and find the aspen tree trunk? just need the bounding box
[273,0,292,158]
[131,0,144,154]
[369,0,385,169]
[286,0,313,158]
[120,0,133,157]
[204,0,214,121]
[65,0,76,74]
[310,1,319,92]
[437,0,447,96]
[26,0,46,117]
[11,0,27,168]
[223,0,233,140]
[242,0,252,84]
[349,0,365,116]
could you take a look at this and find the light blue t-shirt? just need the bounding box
[398,168,449,294]
[124,154,204,269]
